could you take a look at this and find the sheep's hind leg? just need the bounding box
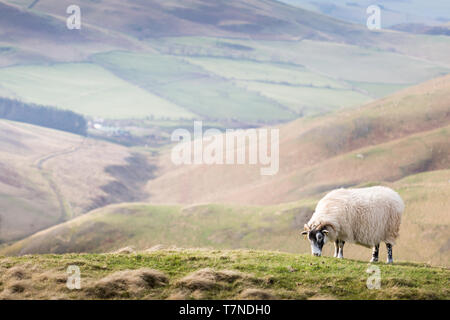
[370,244,380,263]
[338,240,345,259]
[386,243,393,264]
[334,241,340,258]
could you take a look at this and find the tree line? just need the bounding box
[0,97,87,135]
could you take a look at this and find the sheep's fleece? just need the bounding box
[306,186,404,247]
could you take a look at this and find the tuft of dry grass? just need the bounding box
[4,266,31,281]
[176,268,251,291]
[36,270,68,284]
[296,288,318,299]
[86,268,168,299]
[7,280,29,294]
[0,263,72,300]
[0,280,33,299]
[239,288,276,300]
[111,246,135,254]
[176,269,217,291]
[166,290,189,300]
[308,294,337,300]
[144,244,167,252]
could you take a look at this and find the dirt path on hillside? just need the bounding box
[34,138,86,223]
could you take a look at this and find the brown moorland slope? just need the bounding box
[0,120,155,242]
[9,0,367,41]
[0,1,150,65]
[144,74,450,205]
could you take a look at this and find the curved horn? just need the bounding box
[318,223,335,232]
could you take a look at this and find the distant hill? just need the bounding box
[391,23,450,36]
[4,0,450,65]
[5,0,367,42]
[0,1,139,64]
[0,120,155,243]
[143,75,450,205]
[281,0,450,27]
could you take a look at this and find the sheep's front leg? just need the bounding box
[386,243,393,264]
[370,244,380,263]
[334,241,339,258]
[337,240,345,259]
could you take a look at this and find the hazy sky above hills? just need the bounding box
[281,0,450,26]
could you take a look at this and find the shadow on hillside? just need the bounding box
[85,153,156,212]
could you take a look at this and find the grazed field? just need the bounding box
[0,249,448,300]
[0,63,193,119]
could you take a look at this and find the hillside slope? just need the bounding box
[143,74,450,205]
[2,0,449,125]
[0,120,155,242]
[6,0,368,42]
[0,1,140,64]
[0,249,448,300]
[3,169,449,266]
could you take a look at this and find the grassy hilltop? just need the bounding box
[0,249,448,300]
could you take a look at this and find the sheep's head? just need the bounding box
[301,223,331,257]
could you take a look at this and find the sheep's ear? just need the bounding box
[302,224,310,237]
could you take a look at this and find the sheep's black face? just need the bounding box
[301,229,328,257]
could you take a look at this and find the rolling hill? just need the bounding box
[282,0,450,27]
[0,1,140,64]
[0,119,156,243]
[142,74,450,205]
[2,169,449,266]
[4,0,370,42]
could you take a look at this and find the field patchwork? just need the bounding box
[0,63,193,119]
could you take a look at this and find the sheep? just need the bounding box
[301,186,404,264]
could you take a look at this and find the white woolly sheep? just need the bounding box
[301,186,404,264]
